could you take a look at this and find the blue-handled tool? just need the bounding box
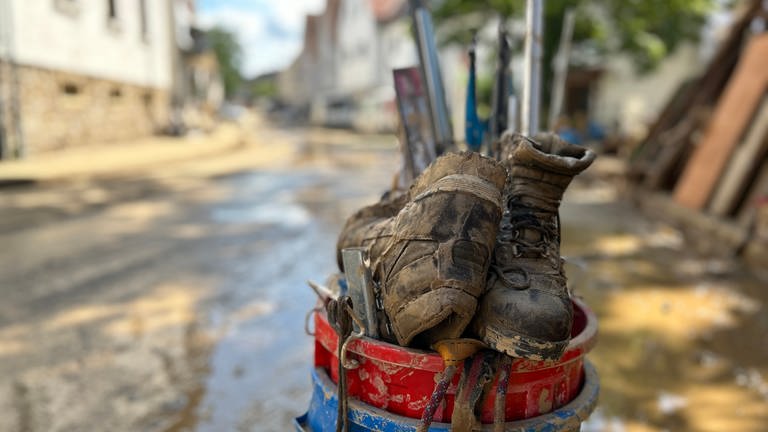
[465,33,485,152]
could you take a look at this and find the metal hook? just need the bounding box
[304,306,322,336]
[339,303,366,370]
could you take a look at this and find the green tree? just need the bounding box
[207,26,243,98]
[251,79,278,99]
[433,0,715,111]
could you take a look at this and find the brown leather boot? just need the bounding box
[471,133,595,361]
[374,152,507,347]
[336,191,406,271]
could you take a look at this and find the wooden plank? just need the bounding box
[673,34,768,210]
[709,97,768,216]
[630,1,761,175]
[737,160,768,226]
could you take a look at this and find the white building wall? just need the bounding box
[8,0,172,89]
[317,12,336,95]
[337,0,378,94]
[278,56,307,106]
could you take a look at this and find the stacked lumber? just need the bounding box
[629,0,768,265]
[630,0,764,189]
[673,35,768,210]
[709,98,768,217]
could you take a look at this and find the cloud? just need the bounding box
[198,0,325,78]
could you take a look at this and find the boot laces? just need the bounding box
[490,200,565,289]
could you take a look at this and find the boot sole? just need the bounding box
[480,325,569,361]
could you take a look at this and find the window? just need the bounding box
[109,87,122,98]
[143,92,154,108]
[61,83,80,95]
[139,0,149,40]
[106,0,122,32]
[107,0,117,19]
[53,0,80,16]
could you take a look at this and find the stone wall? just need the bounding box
[16,65,170,153]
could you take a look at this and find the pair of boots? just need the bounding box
[337,133,595,361]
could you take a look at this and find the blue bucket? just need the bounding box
[294,360,599,431]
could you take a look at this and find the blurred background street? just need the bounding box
[2,0,768,431]
[0,119,400,430]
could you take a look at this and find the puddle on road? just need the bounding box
[211,201,312,228]
[170,151,398,431]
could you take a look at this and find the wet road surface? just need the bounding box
[0,127,398,431]
[1,125,767,431]
[563,182,768,431]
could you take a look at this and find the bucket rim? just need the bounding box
[316,296,598,373]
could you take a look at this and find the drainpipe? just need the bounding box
[0,0,24,158]
[0,0,11,158]
[0,16,5,160]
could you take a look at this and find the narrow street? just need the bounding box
[0,124,399,431]
[0,121,766,431]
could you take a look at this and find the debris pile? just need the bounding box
[629,0,768,266]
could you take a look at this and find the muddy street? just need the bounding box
[1,124,767,431]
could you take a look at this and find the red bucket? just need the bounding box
[313,297,597,423]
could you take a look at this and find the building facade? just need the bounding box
[278,0,407,131]
[278,0,470,137]
[0,0,208,157]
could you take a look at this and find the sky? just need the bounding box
[197,0,325,78]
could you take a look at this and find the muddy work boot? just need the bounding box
[336,191,407,271]
[472,133,595,361]
[375,152,507,347]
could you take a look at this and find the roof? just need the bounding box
[369,0,407,23]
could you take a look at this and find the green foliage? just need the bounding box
[252,79,278,99]
[600,0,713,71]
[207,26,243,98]
[433,0,715,78]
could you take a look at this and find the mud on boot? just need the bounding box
[471,133,595,361]
[375,152,507,347]
[336,191,407,271]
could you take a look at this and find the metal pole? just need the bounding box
[410,0,454,154]
[548,9,575,131]
[522,0,543,136]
